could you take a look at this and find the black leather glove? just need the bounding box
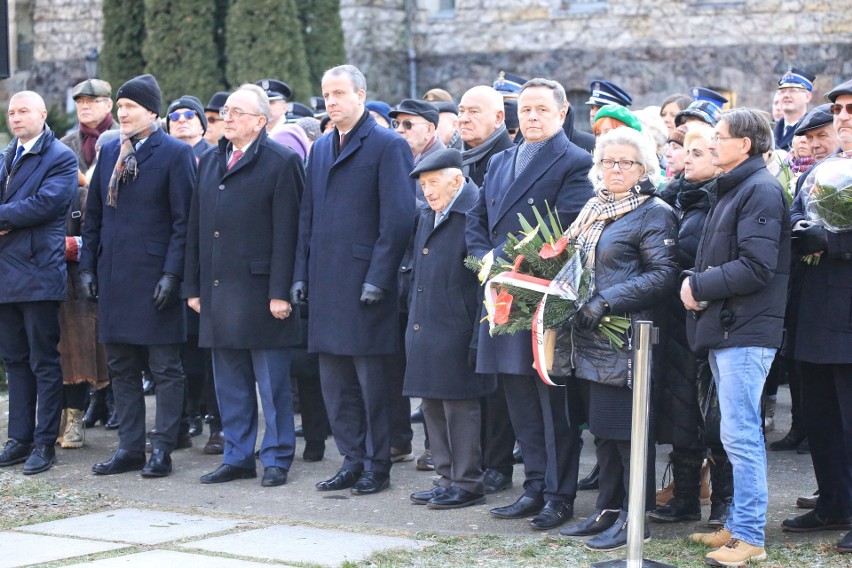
[360,282,385,305]
[290,281,308,305]
[791,222,828,255]
[575,295,610,331]
[79,269,98,302]
[152,272,181,311]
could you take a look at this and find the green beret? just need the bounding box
[594,104,642,133]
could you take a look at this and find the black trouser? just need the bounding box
[0,301,63,446]
[293,350,330,442]
[64,382,88,410]
[799,362,852,519]
[595,437,656,512]
[386,314,413,450]
[481,376,516,477]
[106,343,185,453]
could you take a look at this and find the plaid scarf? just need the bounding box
[568,179,654,275]
[107,121,159,208]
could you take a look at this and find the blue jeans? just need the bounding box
[709,346,775,547]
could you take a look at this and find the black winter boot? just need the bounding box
[104,384,120,430]
[707,450,733,528]
[83,387,108,428]
[648,450,703,523]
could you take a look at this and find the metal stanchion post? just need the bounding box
[591,321,675,568]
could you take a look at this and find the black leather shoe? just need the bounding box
[560,509,620,537]
[483,469,512,494]
[23,444,56,475]
[530,500,573,530]
[203,431,225,455]
[411,486,447,505]
[578,463,600,491]
[141,449,172,477]
[200,464,257,484]
[83,388,108,428]
[839,530,852,553]
[351,471,390,495]
[92,450,147,475]
[797,491,818,510]
[427,486,486,509]
[586,511,650,551]
[104,410,120,430]
[769,428,806,451]
[410,404,424,423]
[303,440,325,462]
[782,510,852,532]
[490,495,545,519]
[261,466,288,487]
[176,430,193,450]
[315,468,361,491]
[0,439,32,467]
[188,413,204,437]
[512,443,523,464]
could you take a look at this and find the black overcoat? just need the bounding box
[184,130,303,349]
[403,180,497,399]
[80,128,195,345]
[466,131,594,376]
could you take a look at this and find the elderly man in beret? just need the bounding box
[390,99,445,165]
[166,96,211,160]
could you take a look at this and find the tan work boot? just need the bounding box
[56,409,67,446]
[705,538,767,566]
[60,409,85,449]
[690,527,732,548]
[656,458,711,506]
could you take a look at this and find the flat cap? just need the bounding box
[690,87,728,110]
[825,78,852,103]
[794,104,834,136]
[72,78,112,100]
[593,104,642,132]
[256,79,292,101]
[409,148,463,178]
[205,91,229,112]
[389,99,439,127]
[586,80,632,107]
[434,101,458,115]
[778,67,816,92]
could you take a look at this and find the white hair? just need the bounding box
[590,127,661,187]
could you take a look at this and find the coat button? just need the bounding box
[413,323,421,331]
[213,231,220,237]
[213,280,220,286]
[400,265,407,271]
[422,247,429,255]
[490,198,495,205]
[417,286,423,292]
[219,184,225,190]
[527,198,534,205]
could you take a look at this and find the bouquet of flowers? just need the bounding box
[801,155,852,265]
[465,204,630,385]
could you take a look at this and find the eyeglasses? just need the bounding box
[168,110,197,121]
[600,159,638,170]
[392,119,429,131]
[710,134,742,143]
[75,97,109,106]
[830,103,852,116]
[219,107,261,119]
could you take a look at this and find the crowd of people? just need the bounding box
[0,62,850,567]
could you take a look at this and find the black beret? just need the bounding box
[256,78,292,101]
[825,78,852,103]
[434,101,458,115]
[389,99,439,127]
[166,95,207,134]
[409,148,463,179]
[204,91,229,112]
[794,104,834,136]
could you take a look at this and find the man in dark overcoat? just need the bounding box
[291,65,414,496]
[466,78,594,530]
[81,74,196,478]
[0,91,77,474]
[185,84,304,488]
[780,79,852,555]
[404,149,496,509]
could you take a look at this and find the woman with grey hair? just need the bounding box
[558,126,679,550]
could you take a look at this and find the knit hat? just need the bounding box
[166,95,207,134]
[667,124,689,147]
[116,74,162,115]
[593,104,642,132]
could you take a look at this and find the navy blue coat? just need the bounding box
[80,128,196,345]
[466,131,594,375]
[0,127,77,303]
[404,180,496,399]
[294,113,415,355]
[184,130,304,349]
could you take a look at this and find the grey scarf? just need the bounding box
[462,123,508,176]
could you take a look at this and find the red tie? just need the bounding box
[227,149,243,170]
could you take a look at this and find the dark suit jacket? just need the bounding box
[294,112,415,355]
[185,129,303,349]
[81,128,196,345]
[466,130,594,375]
[404,180,496,399]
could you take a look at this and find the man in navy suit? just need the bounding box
[81,74,196,479]
[467,78,594,530]
[291,65,414,495]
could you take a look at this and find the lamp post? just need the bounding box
[84,48,98,79]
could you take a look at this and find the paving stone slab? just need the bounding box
[0,531,127,568]
[181,525,433,567]
[63,549,297,567]
[16,508,246,545]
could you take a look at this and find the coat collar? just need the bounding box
[715,155,767,198]
[332,112,377,167]
[216,127,269,177]
[131,128,164,168]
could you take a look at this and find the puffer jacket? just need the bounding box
[555,194,679,387]
[686,155,791,354]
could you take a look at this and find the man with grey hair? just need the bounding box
[186,83,304,488]
[458,85,514,186]
[467,78,594,530]
[292,65,414,496]
[682,108,790,566]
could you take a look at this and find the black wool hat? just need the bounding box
[794,104,834,136]
[409,148,463,179]
[389,99,440,127]
[166,95,207,134]
[205,91,230,113]
[116,74,162,115]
